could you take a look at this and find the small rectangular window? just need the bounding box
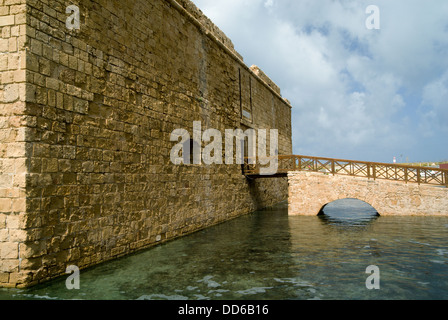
[242,109,252,120]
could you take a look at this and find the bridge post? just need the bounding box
[404,167,408,184]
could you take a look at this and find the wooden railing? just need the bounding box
[243,155,448,187]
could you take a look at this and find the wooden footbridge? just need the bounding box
[243,155,448,187]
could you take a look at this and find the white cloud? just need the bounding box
[264,0,274,9]
[420,70,448,136]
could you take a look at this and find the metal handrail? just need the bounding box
[243,155,448,187]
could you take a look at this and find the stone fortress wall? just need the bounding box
[0,0,292,287]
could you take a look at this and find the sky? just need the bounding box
[191,0,448,164]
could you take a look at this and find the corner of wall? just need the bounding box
[0,0,30,288]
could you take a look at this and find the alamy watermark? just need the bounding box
[65,265,80,290]
[365,265,380,290]
[170,122,279,175]
[66,5,80,30]
[366,5,380,30]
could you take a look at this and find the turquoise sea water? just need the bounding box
[1,199,448,300]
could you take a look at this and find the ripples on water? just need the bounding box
[1,199,448,300]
